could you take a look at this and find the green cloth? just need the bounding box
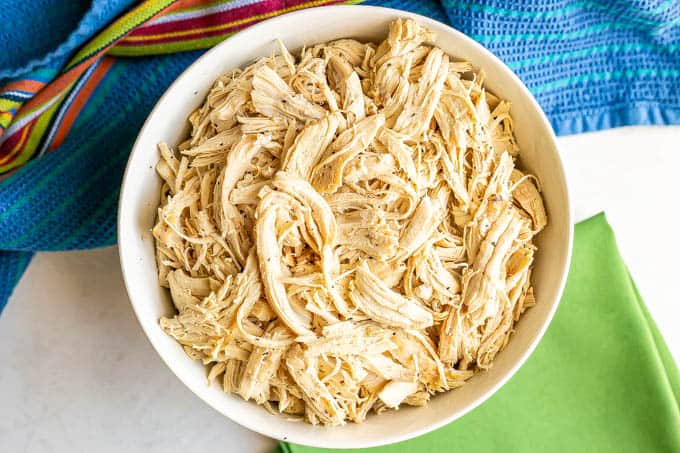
[278,214,680,453]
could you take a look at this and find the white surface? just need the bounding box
[116,6,571,449]
[1,125,678,452]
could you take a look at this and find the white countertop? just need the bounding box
[1,125,678,452]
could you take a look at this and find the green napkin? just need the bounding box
[278,214,680,453]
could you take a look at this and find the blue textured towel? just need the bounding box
[0,0,679,312]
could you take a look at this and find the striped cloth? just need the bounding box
[0,0,679,311]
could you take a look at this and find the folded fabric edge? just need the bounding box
[551,103,680,136]
[589,212,680,410]
[627,269,680,412]
[275,443,291,453]
[0,250,34,313]
[0,0,134,81]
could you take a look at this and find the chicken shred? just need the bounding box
[155,18,547,426]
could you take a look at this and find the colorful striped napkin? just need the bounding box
[1,0,679,310]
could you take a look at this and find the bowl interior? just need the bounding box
[118,5,572,449]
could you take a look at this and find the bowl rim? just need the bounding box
[118,4,573,448]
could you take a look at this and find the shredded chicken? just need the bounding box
[154,19,547,426]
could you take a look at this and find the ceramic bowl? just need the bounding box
[118,5,572,448]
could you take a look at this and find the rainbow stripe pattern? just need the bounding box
[0,0,679,311]
[0,0,350,174]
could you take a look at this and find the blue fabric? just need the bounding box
[0,0,135,80]
[0,51,201,308]
[0,0,679,312]
[438,0,680,135]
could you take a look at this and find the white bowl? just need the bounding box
[118,5,572,449]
